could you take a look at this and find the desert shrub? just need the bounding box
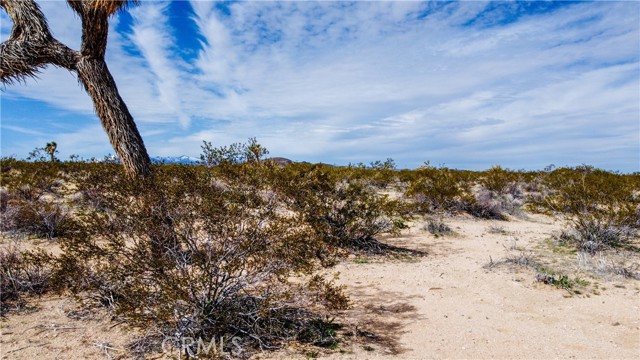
[54,163,341,354]
[0,198,70,239]
[530,166,639,253]
[425,218,452,235]
[64,162,123,212]
[576,252,640,280]
[200,137,268,166]
[460,191,508,220]
[0,160,63,195]
[0,188,9,212]
[556,220,636,255]
[487,225,508,234]
[356,159,399,189]
[0,244,53,314]
[307,274,350,310]
[0,161,71,239]
[405,164,513,219]
[497,192,525,216]
[479,165,516,194]
[275,164,407,254]
[406,165,468,214]
[471,166,528,218]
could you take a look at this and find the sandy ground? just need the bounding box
[2,213,639,359]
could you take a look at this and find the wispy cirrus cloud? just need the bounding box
[127,2,192,127]
[1,1,638,171]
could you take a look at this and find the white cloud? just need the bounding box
[1,1,638,170]
[128,2,192,127]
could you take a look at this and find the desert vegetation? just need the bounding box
[1,141,639,358]
[528,165,640,254]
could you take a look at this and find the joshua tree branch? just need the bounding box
[0,0,150,177]
[0,0,79,82]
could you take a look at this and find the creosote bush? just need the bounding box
[0,244,53,314]
[406,164,509,220]
[0,159,70,239]
[406,165,467,214]
[275,164,408,255]
[478,165,516,194]
[200,136,268,166]
[1,145,411,354]
[345,158,399,189]
[530,166,639,254]
[53,163,344,353]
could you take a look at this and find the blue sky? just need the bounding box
[1,0,639,171]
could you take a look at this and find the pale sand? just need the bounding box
[2,213,639,359]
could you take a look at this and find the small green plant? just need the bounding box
[536,271,571,289]
[353,257,369,264]
[535,268,591,294]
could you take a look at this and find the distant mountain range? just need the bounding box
[150,155,200,165]
[150,156,295,166]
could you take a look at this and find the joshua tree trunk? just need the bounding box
[75,58,150,176]
[0,0,150,177]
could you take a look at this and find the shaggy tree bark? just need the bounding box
[0,0,150,177]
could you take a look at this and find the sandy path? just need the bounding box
[309,215,640,359]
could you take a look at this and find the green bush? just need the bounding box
[52,163,343,353]
[478,165,516,194]
[351,158,399,189]
[275,164,407,255]
[200,137,268,166]
[530,166,639,253]
[0,160,71,239]
[406,165,468,214]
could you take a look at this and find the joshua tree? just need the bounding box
[45,141,57,162]
[0,0,150,177]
